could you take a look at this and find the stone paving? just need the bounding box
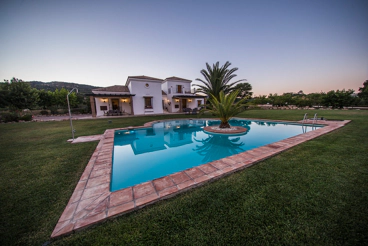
[51,118,350,238]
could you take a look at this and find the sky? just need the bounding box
[0,0,367,96]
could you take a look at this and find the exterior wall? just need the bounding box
[167,81,192,95]
[121,98,132,114]
[95,98,109,116]
[195,98,204,108]
[161,81,172,112]
[162,80,192,113]
[129,79,163,115]
[162,95,169,112]
[90,96,96,117]
[171,98,181,113]
[162,79,197,113]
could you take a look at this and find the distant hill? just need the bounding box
[27,81,101,95]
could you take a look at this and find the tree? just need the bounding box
[38,89,54,109]
[202,90,248,128]
[307,93,324,107]
[233,82,253,99]
[322,89,355,108]
[53,88,77,108]
[194,61,246,100]
[358,80,368,103]
[251,95,270,105]
[4,78,39,109]
[0,81,10,108]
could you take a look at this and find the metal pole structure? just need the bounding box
[67,88,78,140]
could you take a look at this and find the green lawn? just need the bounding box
[0,110,367,245]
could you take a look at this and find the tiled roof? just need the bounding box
[127,75,164,81]
[164,76,191,82]
[93,85,130,92]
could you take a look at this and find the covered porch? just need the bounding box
[89,94,135,117]
[171,95,207,113]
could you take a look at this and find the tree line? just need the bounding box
[1,76,367,113]
[0,78,89,112]
[250,82,368,109]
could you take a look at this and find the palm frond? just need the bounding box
[195,61,247,100]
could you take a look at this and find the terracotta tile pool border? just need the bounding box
[51,118,350,238]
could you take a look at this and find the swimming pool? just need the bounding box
[111,118,322,192]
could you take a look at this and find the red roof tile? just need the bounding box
[93,85,130,92]
[164,76,191,82]
[127,75,163,81]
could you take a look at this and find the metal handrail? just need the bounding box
[302,113,308,125]
[312,113,318,129]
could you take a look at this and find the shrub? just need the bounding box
[71,108,87,114]
[40,110,49,115]
[0,112,19,123]
[49,107,59,115]
[19,114,33,121]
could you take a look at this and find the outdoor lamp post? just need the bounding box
[67,88,78,140]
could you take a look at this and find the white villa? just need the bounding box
[89,76,207,117]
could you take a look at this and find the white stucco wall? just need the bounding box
[163,80,192,113]
[128,79,163,115]
[94,98,108,116]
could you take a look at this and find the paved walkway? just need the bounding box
[33,114,93,122]
[51,119,350,238]
[33,111,174,122]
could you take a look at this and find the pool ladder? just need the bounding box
[302,113,317,133]
[312,113,318,126]
[302,113,308,125]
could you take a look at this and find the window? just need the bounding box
[168,88,171,94]
[176,85,182,93]
[100,106,107,111]
[144,97,153,109]
[197,100,202,107]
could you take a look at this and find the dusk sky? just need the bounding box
[1,0,367,96]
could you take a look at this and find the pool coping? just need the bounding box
[51,118,350,238]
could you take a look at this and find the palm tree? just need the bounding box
[202,90,248,128]
[193,61,246,100]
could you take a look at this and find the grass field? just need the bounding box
[0,110,367,245]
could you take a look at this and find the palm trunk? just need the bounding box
[219,121,231,128]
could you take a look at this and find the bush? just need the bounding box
[19,114,33,121]
[49,107,59,115]
[40,110,49,115]
[71,108,88,114]
[0,112,19,123]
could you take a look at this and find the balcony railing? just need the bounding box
[170,90,193,94]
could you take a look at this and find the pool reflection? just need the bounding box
[111,118,323,191]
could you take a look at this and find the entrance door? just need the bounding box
[182,99,187,109]
[111,99,119,110]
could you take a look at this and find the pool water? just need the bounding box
[111,119,322,191]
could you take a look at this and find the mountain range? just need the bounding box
[27,81,100,95]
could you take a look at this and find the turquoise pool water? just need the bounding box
[111,119,322,191]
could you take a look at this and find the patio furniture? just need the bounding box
[183,108,192,114]
[191,108,198,115]
[107,110,122,116]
